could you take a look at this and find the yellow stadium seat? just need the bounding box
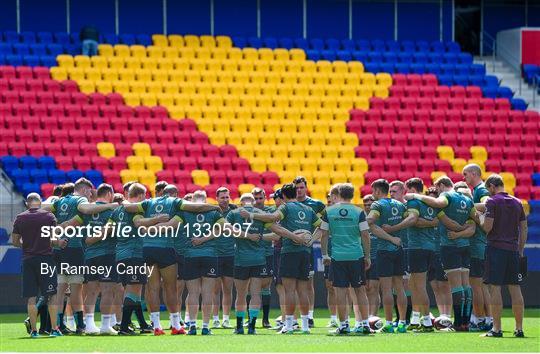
[129,45,146,58]
[305,146,323,160]
[77,80,95,94]
[269,61,285,73]
[373,86,389,98]
[451,158,467,173]
[84,68,100,81]
[317,60,333,73]
[184,35,200,47]
[179,47,195,60]
[254,146,272,160]
[313,172,331,187]
[192,170,210,186]
[74,55,92,69]
[120,169,139,184]
[500,172,516,189]
[90,56,107,69]
[140,93,157,106]
[258,48,274,61]
[195,48,211,60]
[97,142,115,158]
[145,156,163,173]
[437,146,454,161]
[163,47,179,59]
[157,94,174,106]
[290,48,306,61]
[236,145,255,159]
[254,61,270,72]
[337,146,355,159]
[348,61,364,74]
[57,54,74,68]
[127,156,145,170]
[137,170,156,187]
[124,57,140,70]
[227,47,242,60]
[242,48,258,61]
[113,44,130,57]
[360,73,376,86]
[239,60,254,72]
[470,146,488,161]
[274,48,289,61]
[357,86,373,98]
[98,44,114,56]
[216,35,232,48]
[106,57,124,70]
[330,172,348,185]
[250,158,267,172]
[284,159,301,172]
[322,146,339,159]
[200,35,216,47]
[376,73,393,86]
[206,59,222,72]
[318,159,334,173]
[152,34,168,46]
[353,97,369,110]
[350,158,368,173]
[141,58,158,70]
[168,34,184,47]
[345,171,365,187]
[286,61,302,74]
[332,61,348,74]
[238,184,255,195]
[102,68,119,82]
[431,171,447,182]
[156,59,174,71]
[123,92,140,106]
[116,68,133,81]
[145,46,162,59]
[300,160,317,173]
[50,67,68,81]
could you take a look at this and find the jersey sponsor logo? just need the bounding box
[155,204,164,213]
[427,207,434,216]
[60,203,69,212]
[460,200,467,209]
[298,211,306,220]
[92,213,100,220]
[196,214,205,222]
[339,208,348,217]
[118,212,125,221]
[391,207,399,216]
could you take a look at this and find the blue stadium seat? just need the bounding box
[529,214,540,227]
[325,38,340,51]
[263,37,278,48]
[368,51,382,63]
[30,169,48,185]
[13,43,30,55]
[37,32,53,44]
[1,156,19,171]
[11,169,30,188]
[54,32,71,45]
[67,169,84,182]
[497,86,513,99]
[232,36,246,48]
[6,55,23,66]
[21,31,36,43]
[416,40,429,52]
[425,63,441,75]
[119,33,136,45]
[305,49,321,61]
[532,173,540,186]
[385,40,400,52]
[356,39,370,51]
[321,50,336,61]
[30,43,47,56]
[49,169,67,184]
[64,44,80,56]
[371,39,385,51]
[4,31,19,42]
[458,53,473,64]
[364,63,381,73]
[484,75,499,87]
[0,228,8,245]
[455,64,471,76]
[398,52,413,63]
[19,156,38,170]
[136,34,152,46]
[46,44,63,56]
[22,182,40,196]
[336,50,352,61]
[444,53,459,64]
[40,56,57,67]
[102,33,119,45]
[529,200,540,212]
[446,41,461,53]
[0,55,5,65]
[70,33,81,45]
[453,75,469,86]
[380,63,395,73]
[413,52,428,64]
[340,39,355,51]
[38,156,56,170]
[510,98,527,111]
[278,37,293,49]
[469,75,485,87]
[309,38,324,51]
[0,43,12,55]
[23,55,40,66]
[383,52,397,63]
[482,87,498,98]
[352,51,367,62]
[427,52,443,63]
[85,170,103,186]
[395,63,411,73]
[431,41,445,53]
[437,74,453,86]
[402,40,416,52]
[410,63,425,74]
[470,64,486,76]
[247,37,262,48]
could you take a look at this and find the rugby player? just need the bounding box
[462,164,493,331]
[366,179,407,333]
[320,183,371,335]
[240,183,319,334]
[404,176,477,331]
[154,180,168,197]
[363,195,380,317]
[212,187,237,329]
[43,178,119,334]
[107,183,153,335]
[12,193,66,338]
[294,176,325,327]
[324,189,338,328]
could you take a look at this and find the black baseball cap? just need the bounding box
[271,188,283,200]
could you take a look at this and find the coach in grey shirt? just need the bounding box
[480,174,527,338]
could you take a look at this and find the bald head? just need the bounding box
[26,193,42,208]
[463,163,483,186]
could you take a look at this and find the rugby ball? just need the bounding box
[434,315,453,330]
[368,316,383,331]
[294,229,312,244]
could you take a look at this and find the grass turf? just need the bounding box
[0,309,538,352]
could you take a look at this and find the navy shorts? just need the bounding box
[408,249,436,274]
[273,249,282,284]
[324,264,333,280]
[440,246,470,271]
[279,251,311,280]
[117,258,148,286]
[217,256,234,277]
[184,256,218,280]
[264,255,274,278]
[143,247,177,269]
[176,254,185,280]
[331,258,366,288]
[22,255,57,298]
[428,252,447,282]
[470,257,485,278]
[366,258,378,280]
[376,249,405,278]
[234,264,269,280]
[53,247,84,271]
[84,254,118,283]
[484,246,519,285]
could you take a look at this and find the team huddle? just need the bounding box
[11,164,527,339]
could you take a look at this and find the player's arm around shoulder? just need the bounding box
[239,205,283,223]
[448,219,476,239]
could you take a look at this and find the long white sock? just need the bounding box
[185,313,191,323]
[330,315,337,322]
[171,312,180,330]
[470,313,478,325]
[285,315,294,331]
[202,322,209,329]
[308,310,314,320]
[422,315,433,327]
[111,314,117,325]
[411,311,421,325]
[223,314,229,322]
[85,313,95,328]
[66,316,75,330]
[213,315,219,321]
[301,315,309,331]
[150,312,162,330]
[101,314,110,330]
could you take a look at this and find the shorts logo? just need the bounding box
[196,214,205,222]
[298,211,306,220]
[460,200,467,209]
[155,204,164,213]
[427,207,434,216]
[391,207,399,216]
[132,275,137,281]
[210,268,215,274]
[339,209,348,217]
[48,284,54,290]
[262,268,267,274]
[60,203,68,212]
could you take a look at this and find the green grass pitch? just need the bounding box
[1,309,538,352]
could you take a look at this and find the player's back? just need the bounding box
[180,209,223,258]
[406,199,438,251]
[82,202,116,259]
[110,205,143,261]
[227,206,266,266]
[440,190,474,247]
[371,198,406,252]
[324,203,367,261]
[278,201,320,254]
[52,194,87,248]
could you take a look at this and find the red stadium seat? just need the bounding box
[26,142,44,156]
[181,157,197,171]
[102,169,122,184]
[173,170,192,185]
[56,156,74,170]
[210,170,227,185]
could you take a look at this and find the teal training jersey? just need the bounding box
[320,203,369,261]
[471,183,489,259]
[178,210,224,258]
[276,201,322,254]
[261,206,275,256]
[370,198,407,252]
[226,206,267,267]
[51,194,88,248]
[438,191,475,247]
[214,205,237,257]
[109,206,143,261]
[139,196,183,248]
[299,196,326,215]
[81,202,115,260]
[406,200,439,251]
